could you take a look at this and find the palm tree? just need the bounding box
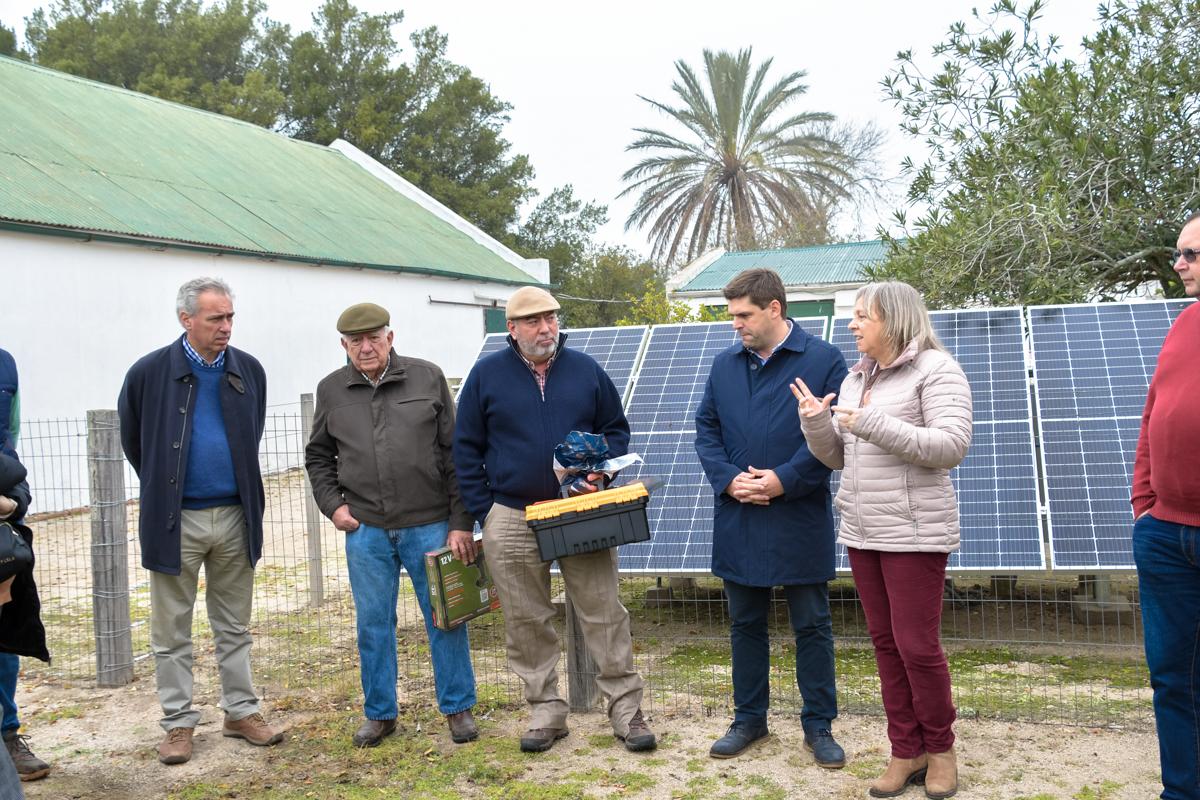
[621,48,853,265]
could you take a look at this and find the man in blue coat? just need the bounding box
[695,269,848,764]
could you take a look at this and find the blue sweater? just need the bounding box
[453,336,630,521]
[182,360,239,508]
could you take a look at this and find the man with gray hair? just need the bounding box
[305,302,479,748]
[118,277,282,765]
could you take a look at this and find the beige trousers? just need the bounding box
[150,505,259,731]
[483,502,644,734]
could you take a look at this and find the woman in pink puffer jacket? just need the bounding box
[793,281,971,799]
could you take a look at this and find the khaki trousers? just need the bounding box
[483,503,644,734]
[150,505,259,731]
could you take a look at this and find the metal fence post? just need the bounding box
[86,409,133,687]
[300,393,324,607]
[564,591,599,712]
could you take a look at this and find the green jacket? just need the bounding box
[305,350,473,532]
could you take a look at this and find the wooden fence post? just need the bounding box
[564,591,599,712]
[300,393,324,607]
[86,409,134,687]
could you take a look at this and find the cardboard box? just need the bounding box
[524,482,651,562]
[425,544,500,630]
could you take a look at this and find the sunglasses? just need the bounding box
[1173,248,1200,264]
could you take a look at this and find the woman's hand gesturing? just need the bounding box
[790,377,834,418]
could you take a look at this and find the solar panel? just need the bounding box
[618,318,829,574]
[472,325,649,400]
[827,307,1043,570]
[1029,300,1194,569]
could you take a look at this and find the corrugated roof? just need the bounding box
[679,240,889,292]
[0,56,536,284]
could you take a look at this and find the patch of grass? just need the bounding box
[844,753,886,780]
[685,757,708,773]
[32,704,86,724]
[1013,795,1060,800]
[743,774,786,800]
[1072,781,1123,800]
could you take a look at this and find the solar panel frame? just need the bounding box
[1028,299,1195,570]
[827,306,1044,572]
[618,317,829,574]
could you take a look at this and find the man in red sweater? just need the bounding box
[1132,212,1200,800]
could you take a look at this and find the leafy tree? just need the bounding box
[25,0,284,126]
[877,0,1200,306]
[275,0,535,239]
[554,246,662,328]
[512,185,609,285]
[617,278,724,326]
[620,48,870,266]
[1,23,30,59]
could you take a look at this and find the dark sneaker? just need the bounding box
[709,720,769,759]
[804,728,846,768]
[519,727,568,753]
[156,727,194,766]
[4,733,50,780]
[223,712,284,746]
[615,709,657,752]
[447,709,479,743]
[352,718,397,748]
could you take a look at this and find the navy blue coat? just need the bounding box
[118,338,266,575]
[454,334,629,521]
[695,322,848,586]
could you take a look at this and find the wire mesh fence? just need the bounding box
[14,411,1151,730]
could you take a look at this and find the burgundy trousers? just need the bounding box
[848,547,956,757]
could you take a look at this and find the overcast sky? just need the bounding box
[1,0,1104,258]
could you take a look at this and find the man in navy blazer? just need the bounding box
[695,269,848,764]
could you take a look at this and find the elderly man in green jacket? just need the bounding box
[304,303,479,748]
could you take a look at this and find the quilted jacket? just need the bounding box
[800,339,972,553]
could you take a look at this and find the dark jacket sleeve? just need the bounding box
[0,453,30,520]
[304,380,346,520]
[436,374,475,532]
[451,368,494,523]
[593,366,630,457]
[694,371,741,496]
[773,347,849,499]
[117,363,143,475]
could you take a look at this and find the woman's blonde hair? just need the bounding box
[855,281,945,360]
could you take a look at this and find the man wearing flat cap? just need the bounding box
[305,303,479,747]
[453,286,656,754]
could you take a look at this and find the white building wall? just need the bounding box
[2,230,525,421]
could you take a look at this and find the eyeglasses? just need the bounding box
[1173,248,1200,264]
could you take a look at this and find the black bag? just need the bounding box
[0,522,32,582]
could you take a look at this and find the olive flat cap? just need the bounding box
[337,303,390,335]
[505,286,560,320]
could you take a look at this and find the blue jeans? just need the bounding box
[1135,513,1200,800]
[0,654,17,734]
[345,520,476,719]
[724,580,838,733]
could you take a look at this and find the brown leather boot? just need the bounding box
[446,709,479,743]
[924,748,958,799]
[4,733,50,780]
[222,712,284,746]
[157,727,194,765]
[869,755,927,798]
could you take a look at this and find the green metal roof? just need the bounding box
[0,56,537,284]
[679,240,890,292]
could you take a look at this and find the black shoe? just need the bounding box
[804,727,846,768]
[615,709,657,752]
[709,720,769,759]
[352,718,397,748]
[519,727,568,753]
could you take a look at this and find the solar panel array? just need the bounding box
[618,319,828,573]
[465,300,1195,574]
[827,308,1043,571]
[1029,301,1193,569]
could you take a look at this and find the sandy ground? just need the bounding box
[12,671,1161,800]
